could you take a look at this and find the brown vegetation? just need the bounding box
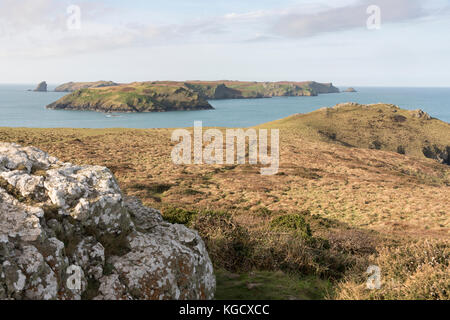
[0,103,448,299]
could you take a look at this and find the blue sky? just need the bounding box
[1,0,449,86]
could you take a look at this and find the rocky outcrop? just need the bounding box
[212,84,243,99]
[34,82,47,92]
[0,143,215,300]
[306,81,340,94]
[422,145,450,165]
[411,109,432,120]
[344,87,357,92]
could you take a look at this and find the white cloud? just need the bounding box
[0,0,448,58]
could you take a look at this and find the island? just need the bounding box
[344,87,357,92]
[182,80,339,98]
[34,81,47,92]
[47,80,340,113]
[47,82,214,113]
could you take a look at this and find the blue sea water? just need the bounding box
[0,84,449,128]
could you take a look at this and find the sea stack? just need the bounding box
[34,81,48,92]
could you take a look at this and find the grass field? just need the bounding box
[0,103,448,300]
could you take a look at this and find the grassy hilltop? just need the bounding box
[47,80,339,113]
[1,103,448,300]
[54,80,119,92]
[260,102,450,164]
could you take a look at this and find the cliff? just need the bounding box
[184,81,328,98]
[152,80,339,99]
[47,82,214,113]
[0,143,215,300]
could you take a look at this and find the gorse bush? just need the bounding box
[333,239,450,300]
[191,210,254,272]
[162,207,198,225]
[270,214,312,239]
[161,207,356,278]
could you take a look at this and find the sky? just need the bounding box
[0,0,449,86]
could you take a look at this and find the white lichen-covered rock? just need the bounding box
[0,143,215,300]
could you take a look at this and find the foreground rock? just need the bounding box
[34,82,47,92]
[0,143,215,300]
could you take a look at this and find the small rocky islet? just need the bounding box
[33,81,47,92]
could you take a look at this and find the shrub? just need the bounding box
[162,207,198,225]
[333,239,450,300]
[255,207,273,217]
[192,211,254,272]
[270,214,312,239]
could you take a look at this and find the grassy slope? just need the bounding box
[260,103,450,163]
[0,103,448,300]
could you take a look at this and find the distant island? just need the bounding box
[47,82,213,113]
[47,80,340,113]
[34,81,47,92]
[54,81,119,92]
[344,87,357,92]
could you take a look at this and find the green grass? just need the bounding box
[270,213,312,239]
[215,269,331,300]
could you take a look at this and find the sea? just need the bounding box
[0,84,449,128]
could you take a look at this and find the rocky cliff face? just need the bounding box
[185,81,339,98]
[303,81,340,94]
[0,143,215,300]
[34,82,47,92]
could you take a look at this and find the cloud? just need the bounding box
[0,0,448,58]
[272,0,428,38]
